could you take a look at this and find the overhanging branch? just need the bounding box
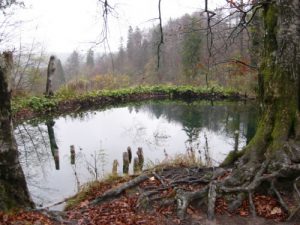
[156,0,164,69]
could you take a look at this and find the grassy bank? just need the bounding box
[12,85,245,121]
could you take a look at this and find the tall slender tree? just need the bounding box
[65,50,80,80]
[86,49,95,68]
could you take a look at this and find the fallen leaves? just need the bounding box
[65,176,177,225]
[0,167,294,224]
[215,197,228,215]
[0,211,54,225]
[215,194,288,221]
[67,195,162,225]
[254,194,287,221]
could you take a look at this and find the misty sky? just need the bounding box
[7,0,224,54]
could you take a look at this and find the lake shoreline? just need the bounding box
[12,85,252,123]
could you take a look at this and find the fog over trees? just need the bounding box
[0,0,300,222]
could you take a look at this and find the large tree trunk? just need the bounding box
[175,0,300,221]
[0,52,34,210]
[222,0,300,169]
[232,0,300,172]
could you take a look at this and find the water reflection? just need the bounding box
[46,120,60,170]
[14,100,258,208]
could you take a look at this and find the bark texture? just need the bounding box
[240,0,299,167]
[45,55,56,96]
[0,52,34,210]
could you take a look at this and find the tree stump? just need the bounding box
[137,147,144,171]
[133,157,140,174]
[123,152,129,174]
[45,55,56,97]
[70,145,75,165]
[127,146,132,163]
[112,159,119,175]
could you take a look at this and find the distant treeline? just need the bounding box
[12,10,260,95]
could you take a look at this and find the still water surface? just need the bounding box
[14,100,258,209]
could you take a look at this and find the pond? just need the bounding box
[14,100,258,209]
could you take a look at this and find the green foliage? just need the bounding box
[55,85,77,98]
[27,97,57,110]
[12,85,240,115]
[12,96,57,112]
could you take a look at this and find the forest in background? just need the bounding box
[11,9,259,97]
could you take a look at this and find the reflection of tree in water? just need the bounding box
[15,122,59,204]
[15,120,109,205]
[152,128,170,147]
[136,100,258,144]
[122,120,147,144]
[135,100,258,164]
[46,120,60,170]
[122,120,170,149]
[15,124,51,177]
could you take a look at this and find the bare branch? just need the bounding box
[156,0,164,69]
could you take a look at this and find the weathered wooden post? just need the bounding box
[204,133,212,166]
[234,130,239,152]
[45,55,56,96]
[127,146,132,163]
[70,145,75,165]
[0,52,34,210]
[137,147,144,171]
[123,152,129,174]
[133,157,140,174]
[112,159,119,175]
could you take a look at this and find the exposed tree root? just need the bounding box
[207,182,217,220]
[91,174,149,205]
[271,180,289,213]
[248,191,256,217]
[175,186,209,219]
[294,176,300,198]
[287,176,300,221]
[86,158,300,223]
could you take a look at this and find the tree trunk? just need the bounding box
[239,0,245,59]
[175,0,300,220]
[217,3,300,205]
[0,52,34,210]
